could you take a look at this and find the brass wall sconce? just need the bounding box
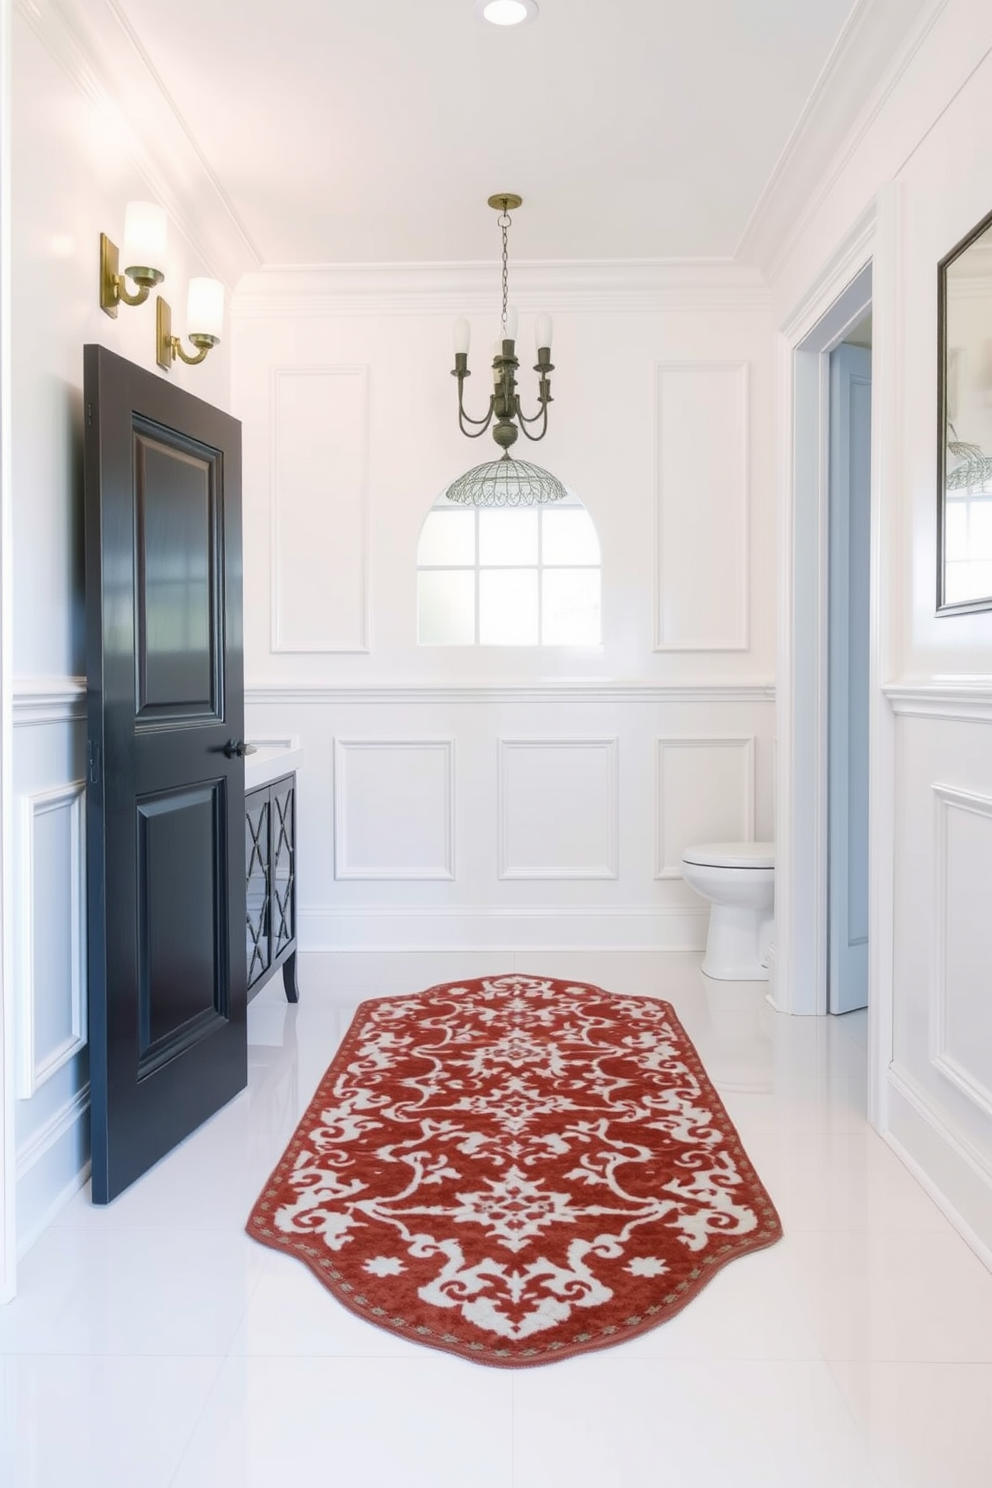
[99,201,167,316]
[156,277,224,372]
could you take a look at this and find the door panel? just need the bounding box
[136,783,227,1071]
[134,421,221,721]
[85,344,246,1203]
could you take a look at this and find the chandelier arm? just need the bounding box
[459,404,497,438]
[457,383,497,430]
[514,397,549,441]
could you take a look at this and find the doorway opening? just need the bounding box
[828,314,872,1018]
[782,259,874,1027]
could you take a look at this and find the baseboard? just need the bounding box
[297,904,708,953]
[16,1084,90,1258]
[887,1065,992,1272]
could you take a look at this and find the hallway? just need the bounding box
[2,951,991,1487]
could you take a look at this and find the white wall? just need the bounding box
[232,267,778,958]
[7,0,245,1258]
[766,0,992,1257]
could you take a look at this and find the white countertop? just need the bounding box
[244,739,303,791]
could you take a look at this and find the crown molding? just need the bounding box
[17,0,261,286]
[738,0,951,280]
[231,260,772,318]
[246,681,776,706]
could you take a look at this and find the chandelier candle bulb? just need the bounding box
[186,277,224,342]
[453,317,471,355]
[535,312,553,351]
[503,305,519,342]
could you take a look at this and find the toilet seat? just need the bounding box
[682,841,775,870]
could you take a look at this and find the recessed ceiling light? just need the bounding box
[474,0,539,27]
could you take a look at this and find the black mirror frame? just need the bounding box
[937,204,992,615]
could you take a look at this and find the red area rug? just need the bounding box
[247,974,782,1366]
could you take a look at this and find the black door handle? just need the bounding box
[223,740,258,759]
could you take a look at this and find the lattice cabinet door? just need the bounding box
[271,776,296,962]
[246,787,271,991]
[244,772,299,1003]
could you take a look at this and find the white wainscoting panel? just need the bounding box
[334,739,455,880]
[498,738,619,880]
[271,366,370,653]
[655,737,755,878]
[654,362,750,651]
[17,782,87,1098]
[932,784,992,1119]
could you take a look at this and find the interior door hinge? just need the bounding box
[87,740,100,785]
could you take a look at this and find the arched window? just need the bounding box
[416,491,601,646]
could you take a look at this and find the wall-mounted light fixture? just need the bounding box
[100,201,167,316]
[156,277,224,372]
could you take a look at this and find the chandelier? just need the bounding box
[443,194,565,507]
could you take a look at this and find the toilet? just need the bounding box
[681,842,775,981]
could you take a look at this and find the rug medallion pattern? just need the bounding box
[247,975,782,1366]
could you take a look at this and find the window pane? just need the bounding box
[418,570,476,644]
[479,509,538,566]
[417,509,475,566]
[542,569,601,645]
[542,508,601,565]
[479,569,539,645]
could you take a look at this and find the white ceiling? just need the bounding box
[109,0,911,266]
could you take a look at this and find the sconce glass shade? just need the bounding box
[442,454,567,507]
[186,277,225,341]
[121,201,167,277]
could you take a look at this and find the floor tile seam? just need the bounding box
[164,1352,230,1488]
[827,1352,992,1365]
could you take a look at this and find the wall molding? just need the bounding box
[741,0,952,280]
[17,781,87,1099]
[931,783,992,1120]
[888,1063,992,1265]
[654,736,756,878]
[232,260,771,319]
[333,738,455,881]
[885,681,992,723]
[298,903,707,953]
[497,737,619,881]
[16,0,259,286]
[13,675,86,726]
[247,681,776,706]
[15,675,779,716]
[15,1081,90,1183]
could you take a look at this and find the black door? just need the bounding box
[84,344,247,1203]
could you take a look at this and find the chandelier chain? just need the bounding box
[499,208,510,337]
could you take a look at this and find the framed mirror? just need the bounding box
[938,207,992,613]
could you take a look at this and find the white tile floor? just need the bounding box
[3,950,992,1487]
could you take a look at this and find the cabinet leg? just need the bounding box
[282,951,300,1004]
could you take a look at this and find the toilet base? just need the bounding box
[701,906,774,982]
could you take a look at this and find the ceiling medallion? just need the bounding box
[443,195,564,507]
